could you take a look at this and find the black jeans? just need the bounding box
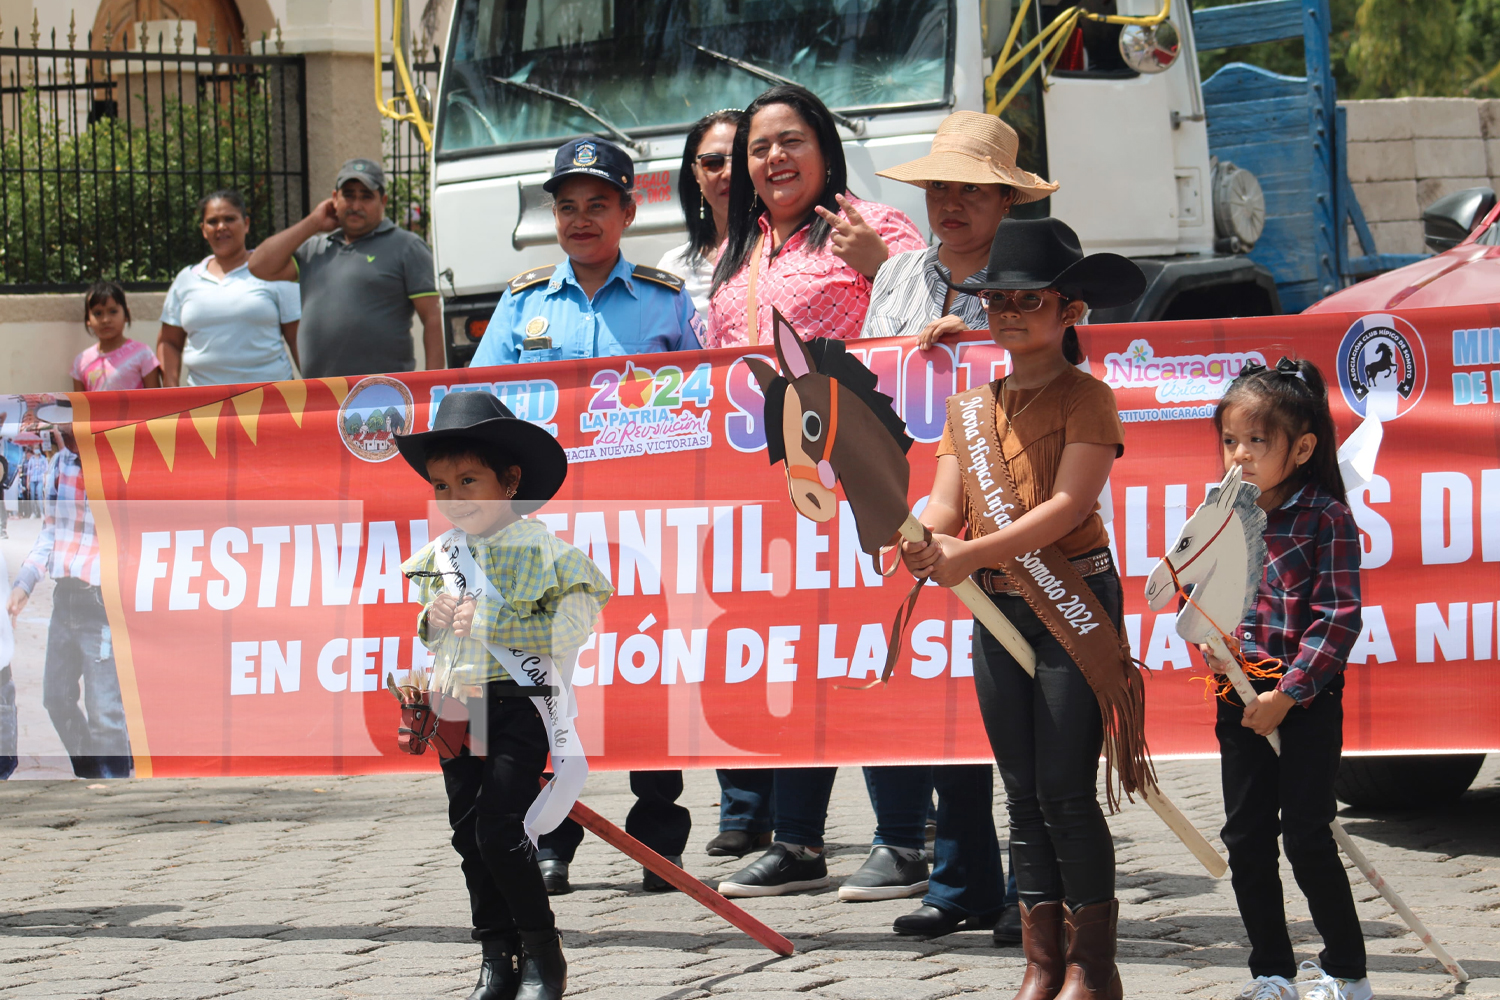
[441,688,555,941]
[538,769,691,862]
[972,570,1121,909]
[1218,675,1365,981]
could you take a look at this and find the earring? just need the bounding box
[506,485,517,499]
[699,193,706,221]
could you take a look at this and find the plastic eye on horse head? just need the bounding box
[745,310,841,522]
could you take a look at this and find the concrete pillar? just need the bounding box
[280,0,387,201]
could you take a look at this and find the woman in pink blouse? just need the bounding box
[707,85,925,346]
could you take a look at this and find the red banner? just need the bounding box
[31,305,1500,777]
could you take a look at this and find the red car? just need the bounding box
[1306,187,1500,312]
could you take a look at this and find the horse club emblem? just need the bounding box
[744,310,914,556]
[337,375,415,462]
[573,141,598,167]
[1337,313,1426,420]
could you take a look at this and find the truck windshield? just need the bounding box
[437,0,951,157]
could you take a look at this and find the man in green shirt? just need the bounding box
[251,158,444,377]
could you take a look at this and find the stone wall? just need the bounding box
[1342,97,1500,255]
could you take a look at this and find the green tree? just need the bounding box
[1347,0,1463,96]
[343,412,363,436]
[364,410,386,434]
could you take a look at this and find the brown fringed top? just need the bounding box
[936,366,1124,558]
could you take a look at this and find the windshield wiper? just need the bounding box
[488,76,647,154]
[686,43,866,135]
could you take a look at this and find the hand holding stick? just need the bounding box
[898,515,1229,878]
[1207,635,1470,983]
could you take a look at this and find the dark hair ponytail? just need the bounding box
[1062,325,1081,364]
[1214,358,1346,505]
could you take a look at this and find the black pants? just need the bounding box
[441,689,555,941]
[972,570,1120,909]
[538,769,691,862]
[1218,676,1365,981]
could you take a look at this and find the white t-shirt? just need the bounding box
[656,242,716,322]
[161,256,300,386]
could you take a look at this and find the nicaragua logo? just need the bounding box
[1336,314,1426,420]
[1101,338,1264,404]
[338,375,414,462]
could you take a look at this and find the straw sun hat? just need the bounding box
[876,111,1058,203]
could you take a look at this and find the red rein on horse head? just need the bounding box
[786,381,839,489]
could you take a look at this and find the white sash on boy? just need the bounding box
[435,528,589,846]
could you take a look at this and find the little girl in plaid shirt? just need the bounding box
[1206,359,1368,1000]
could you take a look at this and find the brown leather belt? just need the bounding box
[974,548,1114,597]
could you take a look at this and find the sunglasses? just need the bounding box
[977,289,1068,312]
[695,152,730,172]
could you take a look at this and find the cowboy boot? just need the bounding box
[1054,899,1123,1000]
[1014,900,1067,1000]
[468,934,522,1000]
[515,929,567,1000]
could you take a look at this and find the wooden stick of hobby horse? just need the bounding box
[898,515,1229,879]
[1209,638,1469,983]
[556,790,795,957]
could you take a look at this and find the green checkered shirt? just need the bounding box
[403,517,612,692]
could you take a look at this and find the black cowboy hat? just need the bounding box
[946,217,1146,309]
[394,391,567,502]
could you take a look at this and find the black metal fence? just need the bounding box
[0,24,308,292]
[381,55,437,243]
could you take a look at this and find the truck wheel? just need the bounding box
[1334,754,1486,809]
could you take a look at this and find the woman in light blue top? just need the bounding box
[158,190,301,387]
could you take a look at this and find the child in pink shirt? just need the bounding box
[71,281,162,391]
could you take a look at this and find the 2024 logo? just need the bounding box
[570,361,716,463]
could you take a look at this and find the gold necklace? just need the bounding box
[1001,371,1060,424]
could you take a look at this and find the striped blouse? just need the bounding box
[861,246,989,340]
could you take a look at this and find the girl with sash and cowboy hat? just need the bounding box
[901,218,1148,1000]
[397,391,612,1000]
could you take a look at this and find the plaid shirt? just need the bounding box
[706,197,926,347]
[16,448,100,595]
[1236,484,1362,706]
[403,517,612,692]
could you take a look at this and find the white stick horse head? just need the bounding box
[1143,464,1268,649]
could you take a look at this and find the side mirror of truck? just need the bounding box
[1422,187,1497,253]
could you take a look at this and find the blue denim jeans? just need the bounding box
[0,665,16,780]
[43,580,132,779]
[865,763,1009,918]
[717,767,774,833]
[772,766,838,848]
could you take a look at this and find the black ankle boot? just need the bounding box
[468,934,522,1000]
[515,929,567,1000]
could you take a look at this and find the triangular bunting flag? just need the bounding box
[232,388,264,445]
[190,401,224,458]
[321,377,350,408]
[102,424,136,481]
[275,380,307,427]
[146,413,178,471]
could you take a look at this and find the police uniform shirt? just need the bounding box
[470,255,705,367]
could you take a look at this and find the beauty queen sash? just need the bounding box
[947,384,1154,808]
[434,528,589,845]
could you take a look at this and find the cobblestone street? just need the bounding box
[0,760,1496,999]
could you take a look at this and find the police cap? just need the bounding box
[543,137,634,194]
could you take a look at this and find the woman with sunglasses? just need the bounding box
[902,218,1148,1000]
[706,85,924,346]
[658,110,742,321]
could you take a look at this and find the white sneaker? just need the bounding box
[1297,961,1373,1000]
[1239,975,1298,999]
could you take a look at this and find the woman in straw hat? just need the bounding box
[863,111,1057,345]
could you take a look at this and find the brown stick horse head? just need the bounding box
[745,310,913,556]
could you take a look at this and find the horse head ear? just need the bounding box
[744,358,781,394]
[1218,465,1242,507]
[771,309,813,379]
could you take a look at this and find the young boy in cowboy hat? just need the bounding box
[398,391,612,1000]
